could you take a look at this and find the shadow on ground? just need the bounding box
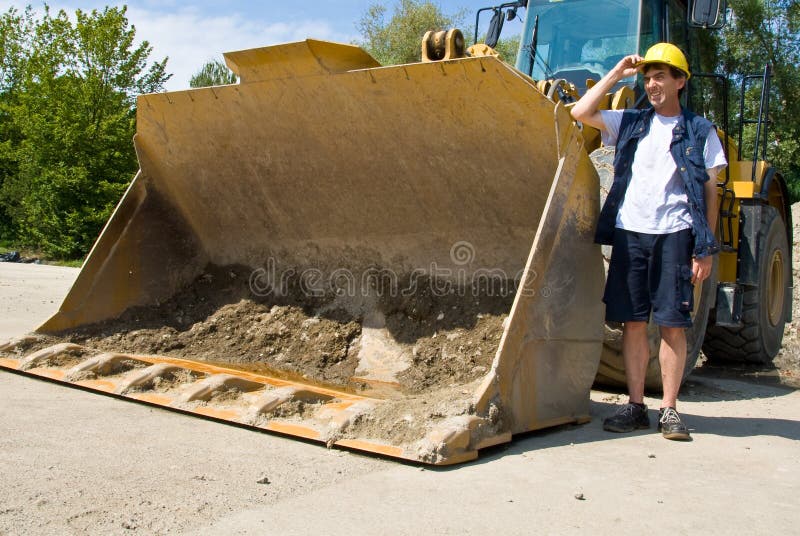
[446,389,800,470]
[596,367,797,403]
[680,374,797,402]
[693,360,800,390]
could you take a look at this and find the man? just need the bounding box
[571,43,727,440]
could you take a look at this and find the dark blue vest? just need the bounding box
[594,107,720,258]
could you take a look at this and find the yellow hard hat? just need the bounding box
[639,42,691,79]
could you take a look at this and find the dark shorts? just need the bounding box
[604,228,695,328]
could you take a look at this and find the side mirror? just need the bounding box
[689,0,727,29]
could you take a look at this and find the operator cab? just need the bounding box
[513,0,725,98]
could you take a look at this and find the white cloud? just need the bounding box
[0,2,357,91]
[127,6,352,91]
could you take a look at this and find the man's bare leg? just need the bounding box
[622,321,650,404]
[658,326,687,409]
[603,320,652,433]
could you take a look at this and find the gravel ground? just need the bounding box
[0,247,798,535]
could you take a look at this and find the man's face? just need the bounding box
[643,65,686,112]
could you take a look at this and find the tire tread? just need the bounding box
[702,205,788,364]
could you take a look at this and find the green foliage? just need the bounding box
[0,6,34,238]
[686,26,726,126]
[492,34,520,65]
[356,0,521,66]
[681,1,799,201]
[465,29,520,64]
[0,5,169,259]
[356,0,468,65]
[719,0,800,200]
[189,59,237,88]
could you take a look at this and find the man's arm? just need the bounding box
[570,54,643,130]
[704,177,720,236]
[691,175,721,284]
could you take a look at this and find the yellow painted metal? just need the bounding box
[730,160,769,189]
[18,40,605,464]
[717,246,739,285]
[224,39,380,83]
[474,110,604,433]
[574,86,635,155]
[422,29,466,62]
[715,133,743,284]
[767,247,786,326]
[611,86,635,111]
[467,43,501,59]
[710,127,790,287]
[712,129,786,285]
[732,181,758,199]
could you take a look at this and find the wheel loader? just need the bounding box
[0,0,791,465]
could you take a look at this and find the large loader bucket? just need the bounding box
[0,40,604,465]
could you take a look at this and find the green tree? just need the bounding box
[357,1,521,66]
[493,34,520,65]
[0,6,36,239]
[356,0,468,65]
[189,58,237,88]
[0,5,169,259]
[720,0,800,199]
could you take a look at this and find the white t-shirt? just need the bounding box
[600,109,728,234]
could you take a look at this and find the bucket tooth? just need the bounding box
[426,415,482,447]
[180,373,267,403]
[289,389,335,403]
[247,386,336,415]
[4,42,606,465]
[116,363,187,394]
[317,399,375,426]
[248,387,299,418]
[0,335,44,352]
[320,400,377,447]
[413,415,496,464]
[19,343,84,371]
[65,352,148,380]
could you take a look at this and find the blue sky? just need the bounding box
[0,1,525,90]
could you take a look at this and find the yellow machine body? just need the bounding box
[0,40,606,465]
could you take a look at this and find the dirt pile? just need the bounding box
[61,264,513,395]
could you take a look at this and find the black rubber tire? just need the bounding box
[594,260,716,392]
[590,146,714,392]
[703,205,790,364]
